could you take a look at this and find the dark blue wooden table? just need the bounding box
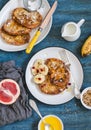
[0,0,91,130]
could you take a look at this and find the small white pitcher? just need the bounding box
[61,19,85,42]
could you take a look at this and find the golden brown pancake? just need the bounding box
[0,27,30,46]
[39,58,70,94]
[12,8,42,29]
[3,19,31,35]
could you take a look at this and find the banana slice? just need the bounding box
[39,64,48,75]
[34,59,44,68]
[31,66,39,76]
[33,74,45,84]
[32,59,48,75]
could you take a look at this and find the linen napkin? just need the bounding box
[0,60,32,126]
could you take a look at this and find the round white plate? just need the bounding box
[25,47,83,105]
[0,0,52,52]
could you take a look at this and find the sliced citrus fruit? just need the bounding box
[0,79,20,105]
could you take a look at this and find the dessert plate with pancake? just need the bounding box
[25,47,83,105]
[0,0,52,52]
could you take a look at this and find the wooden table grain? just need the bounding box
[0,0,91,130]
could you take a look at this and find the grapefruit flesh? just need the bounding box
[0,79,20,105]
[1,82,17,95]
[0,91,12,102]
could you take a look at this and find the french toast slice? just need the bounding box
[12,8,42,29]
[0,28,30,46]
[3,19,31,35]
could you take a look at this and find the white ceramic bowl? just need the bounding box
[81,87,91,110]
[38,114,64,130]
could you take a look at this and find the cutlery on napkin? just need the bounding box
[25,0,57,54]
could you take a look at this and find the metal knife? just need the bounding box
[25,0,57,54]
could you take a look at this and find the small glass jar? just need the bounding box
[23,0,42,11]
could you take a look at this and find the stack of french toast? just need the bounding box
[0,7,42,45]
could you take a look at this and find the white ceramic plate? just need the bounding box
[0,0,52,52]
[25,47,83,105]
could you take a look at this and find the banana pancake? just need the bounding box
[39,74,61,94]
[32,58,70,95]
[39,58,70,94]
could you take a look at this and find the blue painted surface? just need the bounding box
[0,0,91,130]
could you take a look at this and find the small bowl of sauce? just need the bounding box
[81,87,91,109]
[38,114,64,130]
[23,0,42,11]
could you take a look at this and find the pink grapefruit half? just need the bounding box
[0,79,20,105]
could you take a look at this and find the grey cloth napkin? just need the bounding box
[0,61,32,126]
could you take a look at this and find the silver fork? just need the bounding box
[59,49,81,99]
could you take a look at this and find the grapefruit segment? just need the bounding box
[0,91,12,102]
[0,79,20,105]
[1,81,17,95]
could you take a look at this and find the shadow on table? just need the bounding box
[32,120,39,130]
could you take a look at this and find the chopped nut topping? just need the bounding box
[82,89,91,107]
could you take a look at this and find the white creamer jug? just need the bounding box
[61,19,85,42]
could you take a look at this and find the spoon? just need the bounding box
[72,83,81,99]
[29,99,54,130]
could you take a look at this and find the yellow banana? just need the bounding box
[81,36,91,56]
